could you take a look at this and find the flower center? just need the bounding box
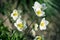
[37,36,42,40]
[40,22,45,27]
[13,13,18,16]
[36,10,42,15]
[17,23,23,29]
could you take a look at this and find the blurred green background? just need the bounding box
[0,0,60,40]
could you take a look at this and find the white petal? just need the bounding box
[34,23,38,31]
[18,9,22,13]
[42,18,45,21]
[14,23,17,27]
[17,27,23,31]
[34,1,42,8]
[40,26,46,30]
[23,20,27,29]
[35,8,40,11]
[13,16,18,20]
[45,20,49,25]
[31,29,36,37]
[19,16,21,18]
[39,11,45,17]
[13,9,18,13]
[33,1,42,11]
[16,18,22,23]
[41,3,47,10]
[34,36,42,40]
[11,13,13,17]
[35,23,38,27]
[42,18,49,25]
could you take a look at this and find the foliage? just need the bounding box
[0,0,60,40]
[0,23,28,40]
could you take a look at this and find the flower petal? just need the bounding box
[39,18,49,30]
[31,29,36,37]
[41,3,47,10]
[34,23,38,31]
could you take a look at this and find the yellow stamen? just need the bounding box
[36,10,42,15]
[37,36,42,40]
[17,23,23,29]
[13,13,18,16]
[40,22,45,27]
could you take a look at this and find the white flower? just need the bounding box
[32,1,46,17]
[41,3,47,10]
[39,18,49,30]
[32,1,42,10]
[34,36,42,40]
[31,29,36,37]
[34,23,38,31]
[35,9,45,17]
[32,1,47,10]
[18,9,22,13]
[14,18,27,31]
[11,9,19,20]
